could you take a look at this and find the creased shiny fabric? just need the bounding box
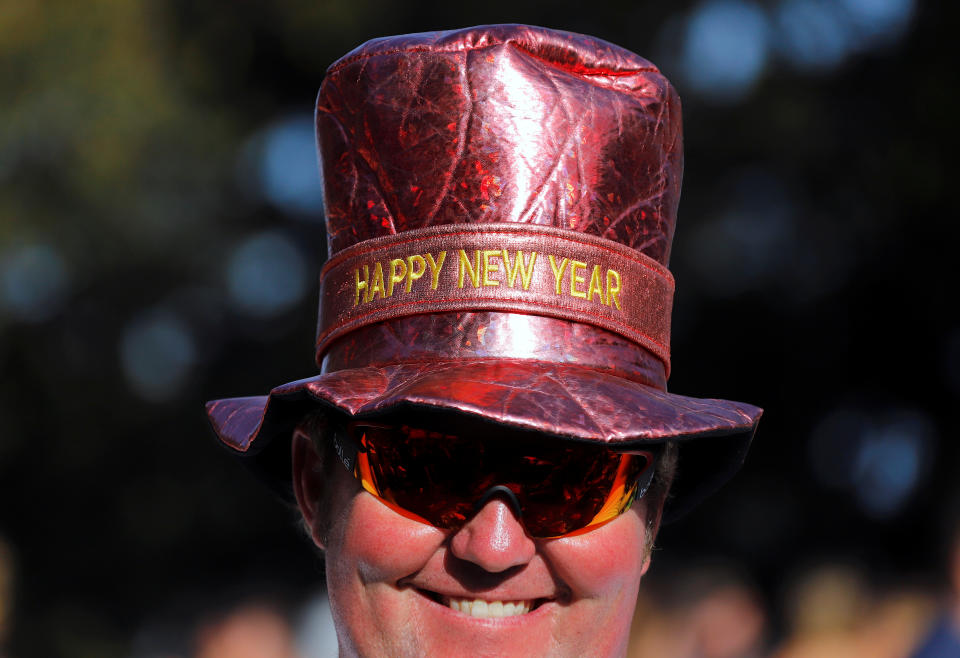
[208,360,759,453]
[205,25,761,520]
[316,25,682,263]
[321,313,669,390]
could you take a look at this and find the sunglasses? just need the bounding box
[332,422,658,539]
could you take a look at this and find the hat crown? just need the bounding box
[315,24,683,266]
[206,27,761,523]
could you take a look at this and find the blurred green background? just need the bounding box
[0,0,956,656]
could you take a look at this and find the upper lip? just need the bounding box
[401,581,564,605]
[428,589,550,603]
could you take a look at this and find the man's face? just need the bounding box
[294,433,660,658]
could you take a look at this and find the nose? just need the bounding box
[448,496,537,572]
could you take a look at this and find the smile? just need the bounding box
[442,597,535,618]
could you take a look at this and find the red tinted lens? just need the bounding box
[517,449,647,537]
[357,426,480,528]
[352,425,653,538]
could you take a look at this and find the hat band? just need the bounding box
[317,223,674,371]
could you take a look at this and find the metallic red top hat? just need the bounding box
[206,25,761,519]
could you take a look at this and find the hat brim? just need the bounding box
[206,359,761,522]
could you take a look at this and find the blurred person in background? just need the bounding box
[193,602,300,658]
[129,589,314,658]
[910,494,960,657]
[773,564,871,658]
[628,562,767,658]
[774,564,935,658]
[206,25,761,657]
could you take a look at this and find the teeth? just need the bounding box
[444,597,534,618]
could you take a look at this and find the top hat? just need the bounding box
[205,24,762,520]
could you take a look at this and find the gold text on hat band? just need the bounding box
[319,223,675,375]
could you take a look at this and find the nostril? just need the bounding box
[449,498,536,573]
[475,485,522,518]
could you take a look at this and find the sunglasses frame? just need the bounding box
[330,421,660,538]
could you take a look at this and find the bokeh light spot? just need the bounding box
[852,411,933,518]
[226,231,308,317]
[120,309,197,402]
[258,114,324,217]
[775,0,851,71]
[682,0,771,102]
[840,0,915,44]
[0,243,69,323]
[809,404,934,519]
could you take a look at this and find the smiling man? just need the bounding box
[206,25,761,657]
[290,415,678,656]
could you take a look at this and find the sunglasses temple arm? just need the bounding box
[635,458,657,500]
[332,427,360,473]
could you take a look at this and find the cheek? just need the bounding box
[328,491,443,585]
[542,505,649,600]
[322,483,446,651]
[534,506,651,655]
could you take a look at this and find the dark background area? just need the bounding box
[0,0,957,655]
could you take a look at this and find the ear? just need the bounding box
[640,496,667,576]
[292,427,326,550]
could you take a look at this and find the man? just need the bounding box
[206,25,761,657]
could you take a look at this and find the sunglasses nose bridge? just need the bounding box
[475,484,523,520]
[450,486,536,572]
